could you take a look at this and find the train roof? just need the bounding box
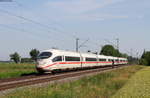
[40,49,127,59]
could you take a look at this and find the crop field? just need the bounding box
[2,65,146,98]
[0,63,36,79]
[112,66,150,98]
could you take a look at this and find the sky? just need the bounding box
[0,0,150,60]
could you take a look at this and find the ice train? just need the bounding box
[36,49,128,73]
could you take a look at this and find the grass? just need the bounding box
[2,65,146,98]
[112,66,150,98]
[0,63,37,79]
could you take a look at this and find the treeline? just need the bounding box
[10,49,39,63]
[100,45,150,66]
[100,45,139,64]
[9,45,149,66]
[139,50,150,66]
[9,45,128,64]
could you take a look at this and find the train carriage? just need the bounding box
[36,49,128,73]
[97,55,109,66]
[81,53,98,67]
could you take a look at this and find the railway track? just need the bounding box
[0,65,131,92]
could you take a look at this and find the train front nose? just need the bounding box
[36,51,53,72]
[36,59,53,72]
[36,60,47,71]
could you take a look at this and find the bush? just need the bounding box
[21,58,34,63]
[140,51,150,66]
[139,59,148,65]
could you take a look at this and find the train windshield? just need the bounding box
[37,52,52,59]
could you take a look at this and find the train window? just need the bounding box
[110,59,114,61]
[115,59,119,61]
[65,56,80,61]
[99,58,106,61]
[108,59,113,62]
[52,56,62,62]
[37,52,52,59]
[86,58,97,61]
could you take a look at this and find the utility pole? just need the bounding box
[75,38,89,52]
[76,38,79,52]
[116,38,119,52]
[130,48,133,57]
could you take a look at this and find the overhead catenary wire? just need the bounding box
[0,1,79,43]
[88,40,103,54]
[0,23,71,46]
[13,0,66,30]
[0,7,79,51]
[78,38,89,49]
[0,24,50,40]
[0,8,53,32]
[0,8,76,39]
[0,4,90,51]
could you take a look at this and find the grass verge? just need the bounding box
[3,65,146,98]
[112,66,150,98]
[0,63,36,79]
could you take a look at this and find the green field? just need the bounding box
[2,65,146,98]
[112,66,150,98]
[0,63,37,79]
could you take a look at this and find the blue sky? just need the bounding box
[0,0,150,60]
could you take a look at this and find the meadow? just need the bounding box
[0,63,37,79]
[3,65,146,98]
[112,66,150,98]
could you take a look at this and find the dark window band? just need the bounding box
[65,56,80,61]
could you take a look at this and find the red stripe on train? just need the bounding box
[42,61,127,68]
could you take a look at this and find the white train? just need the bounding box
[36,49,128,73]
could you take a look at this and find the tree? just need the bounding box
[139,58,148,65]
[100,44,127,57]
[30,49,40,61]
[121,53,128,58]
[140,51,150,66]
[10,52,21,63]
[100,45,118,56]
[128,56,139,64]
[141,49,146,59]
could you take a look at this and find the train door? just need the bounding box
[96,54,99,67]
[79,52,83,68]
